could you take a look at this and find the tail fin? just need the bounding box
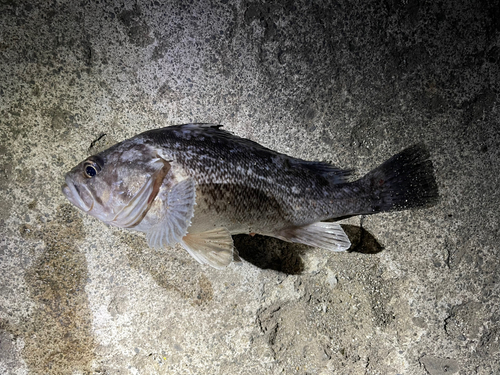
[357,143,439,214]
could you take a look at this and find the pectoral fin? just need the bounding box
[276,222,351,252]
[146,178,196,248]
[181,227,237,270]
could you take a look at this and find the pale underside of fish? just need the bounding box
[62,124,439,269]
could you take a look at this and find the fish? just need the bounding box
[62,124,439,269]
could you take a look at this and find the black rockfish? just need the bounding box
[62,124,438,269]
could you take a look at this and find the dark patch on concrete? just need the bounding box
[0,196,12,223]
[17,204,95,374]
[462,89,497,125]
[151,36,169,61]
[46,106,74,132]
[244,2,277,41]
[444,301,484,340]
[419,81,449,114]
[120,232,213,306]
[107,288,129,318]
[412,316,427,329]
[256,300,336,372]
[350,112,387,155]
[479,325,500,358]
[27,199,37,210]
[420,355,459,375]
[119,4,153,47]
[367,274,396,329]
[0,140,14,190]
[0,330,23,373]
[256,303,281,347]
[14,167,37,187]
[234,234,305,274]
[157,82,181,102]
[193,274,213,306]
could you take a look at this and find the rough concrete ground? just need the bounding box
[0,0,499,374]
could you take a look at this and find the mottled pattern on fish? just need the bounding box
[139,125,354,231]
[62,124,439,269]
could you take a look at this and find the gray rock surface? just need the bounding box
[1,0,499,374]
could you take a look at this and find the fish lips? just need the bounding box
[62,176,93,212]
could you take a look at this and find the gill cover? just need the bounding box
[111,158,170,228]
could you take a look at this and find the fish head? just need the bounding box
[62,140,170,228]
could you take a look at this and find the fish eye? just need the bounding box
[83,157,103,179]
[85,164,97,178]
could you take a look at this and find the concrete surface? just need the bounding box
[1,0,499,374]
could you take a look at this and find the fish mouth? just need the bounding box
[62,177,92,212]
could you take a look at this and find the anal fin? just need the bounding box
[181,227,238,270]
[276,222,351,252]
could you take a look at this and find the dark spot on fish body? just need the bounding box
[315,175,330,188]
[199,183,280,214]
[198,182,286,226]
[282,157,292,170]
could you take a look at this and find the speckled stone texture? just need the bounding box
[1,0,499,374]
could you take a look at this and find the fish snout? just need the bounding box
[62,176,93,212]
